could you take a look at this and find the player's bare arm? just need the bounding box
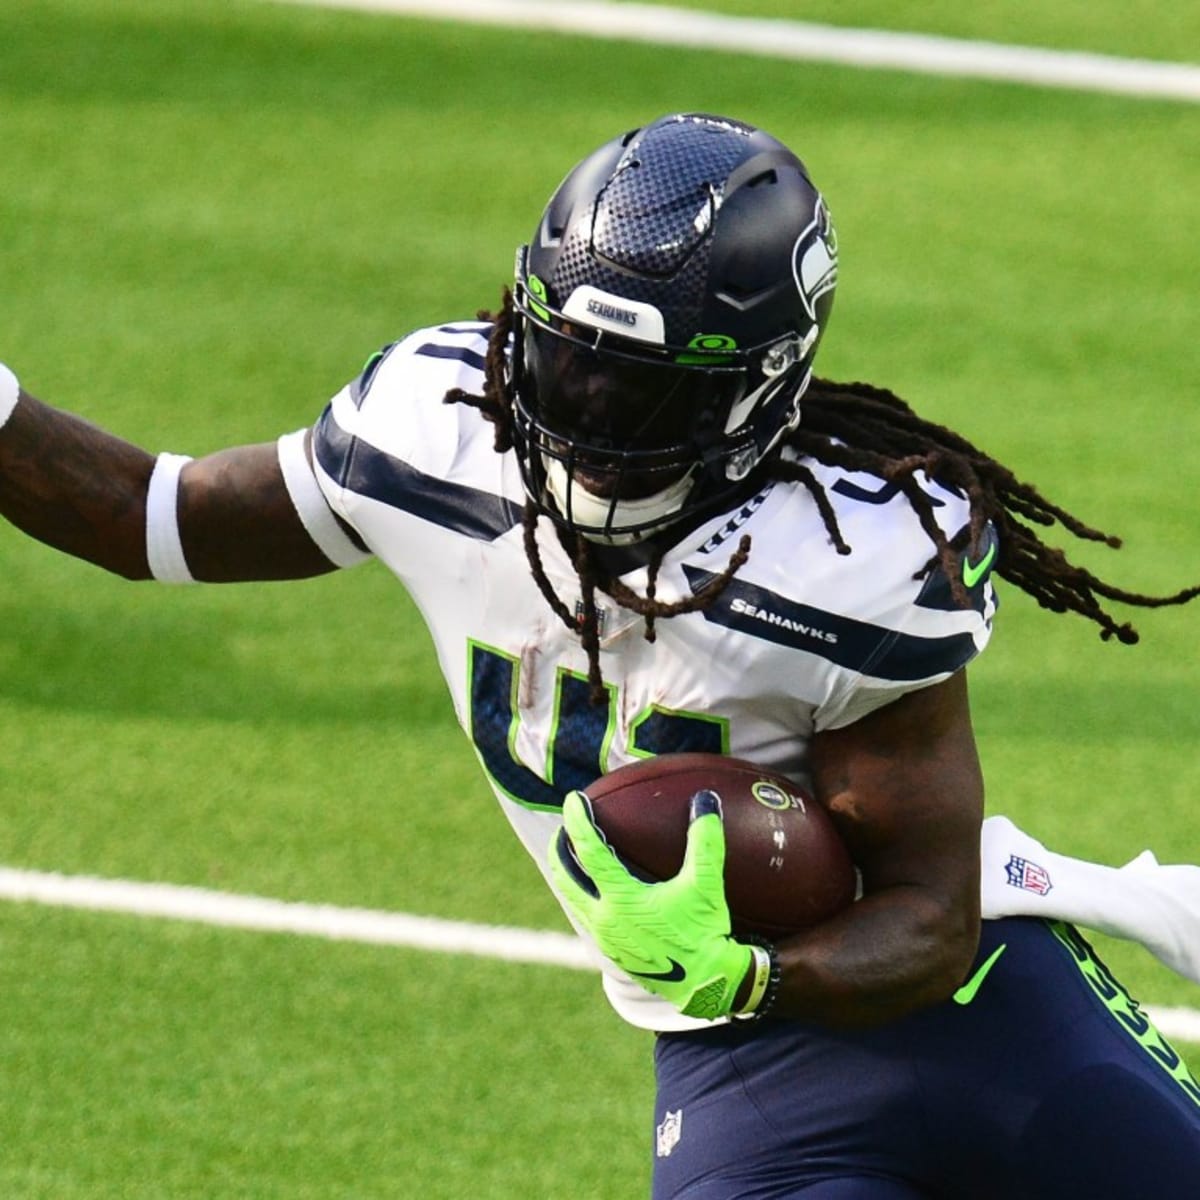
[0,383,337,582]
[774,669,984,1028]
[176,441,339,582]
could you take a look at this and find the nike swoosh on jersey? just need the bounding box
[953,943,1008,1006]
[962,542,998,589]
[631,958,687,983]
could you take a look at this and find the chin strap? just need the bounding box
[543,458,697,546]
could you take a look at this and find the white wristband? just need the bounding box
[0,362,19,430]
[276,428,371,568]
[146,452,196,583]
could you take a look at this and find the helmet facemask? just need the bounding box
[511,263,814,545]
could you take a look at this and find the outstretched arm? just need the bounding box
[0,372,344,582]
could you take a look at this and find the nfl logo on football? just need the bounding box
[656,1109,683,1158]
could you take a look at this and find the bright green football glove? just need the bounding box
[550,788,759,1021]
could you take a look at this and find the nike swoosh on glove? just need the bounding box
[549,787,757,1021]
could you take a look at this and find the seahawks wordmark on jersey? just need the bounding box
[307,323,997,1031]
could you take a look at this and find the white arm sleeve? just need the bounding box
[276,428,371,568]
[981,814,1200,984]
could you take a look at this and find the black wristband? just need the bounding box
[733,939,781,1022]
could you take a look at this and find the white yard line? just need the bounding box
[271,0,1200,102]
[0,865,594,969]
[3,865,1199,1043]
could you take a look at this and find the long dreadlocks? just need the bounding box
[446,290,1200,700]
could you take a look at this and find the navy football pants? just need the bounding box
[651,917,1200,1198]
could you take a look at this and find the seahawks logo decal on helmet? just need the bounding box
[794,197,838,324]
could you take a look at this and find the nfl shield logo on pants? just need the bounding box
[656,1109,683,1158]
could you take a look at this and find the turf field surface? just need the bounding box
[0,2,1197,1195]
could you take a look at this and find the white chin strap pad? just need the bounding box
[544,459,694,545]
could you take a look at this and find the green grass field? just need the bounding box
[1,1,1198,1195]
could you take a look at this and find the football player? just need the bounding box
[2,113,1199,1197]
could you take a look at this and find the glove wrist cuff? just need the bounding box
[734,942,781,1020]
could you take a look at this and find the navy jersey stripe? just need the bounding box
[436,322,491,335]
[313,408,522,542]
[832,478,942,508]
[414,342,487,373]
[682,565,980,682]
[832,476,966,508]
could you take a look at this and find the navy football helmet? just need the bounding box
[510,112,837,544]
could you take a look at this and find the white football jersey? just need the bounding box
[307,322,998,1031]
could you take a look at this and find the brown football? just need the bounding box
[581,752,856,939]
